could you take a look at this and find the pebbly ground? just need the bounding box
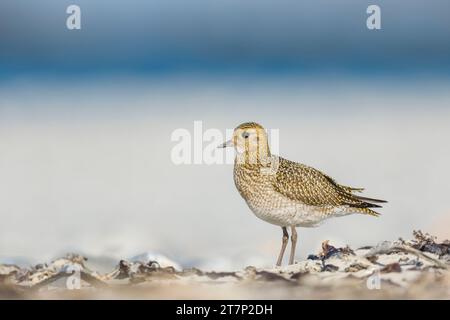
[1,230,449,299]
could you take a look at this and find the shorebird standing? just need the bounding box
[219,122,386,266]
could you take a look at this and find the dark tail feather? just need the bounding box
[355,195,388,204]
[354,202,383,209]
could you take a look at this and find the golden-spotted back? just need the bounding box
[272,157,386,216]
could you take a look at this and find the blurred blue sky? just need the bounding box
[1,0,449,78]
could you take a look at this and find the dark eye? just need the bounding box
[242,132,250,139]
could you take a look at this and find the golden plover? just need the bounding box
[219,122,386,266]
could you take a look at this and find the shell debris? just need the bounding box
[0,231,448,299]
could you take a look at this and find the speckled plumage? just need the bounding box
[221,122,386,266]
[230,122,386,227]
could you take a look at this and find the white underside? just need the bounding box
[247,197,352,228]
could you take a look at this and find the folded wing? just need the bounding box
[272,157,387,216]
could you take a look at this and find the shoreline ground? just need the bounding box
[1,231,448,299]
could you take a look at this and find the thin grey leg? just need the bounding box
[276,227,289,266]
[289,226,298,265]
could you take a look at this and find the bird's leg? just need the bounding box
[276,227,289,266]
[289,226,298,265]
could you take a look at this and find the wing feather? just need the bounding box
[272,157,386,213]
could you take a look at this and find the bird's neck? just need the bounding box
[234,143,272,170]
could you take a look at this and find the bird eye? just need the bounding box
[242,132,250,139]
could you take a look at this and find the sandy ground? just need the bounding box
[1,231,449,299]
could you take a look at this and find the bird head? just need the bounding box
[219,122,271,165]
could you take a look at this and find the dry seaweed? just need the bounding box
[0,231,448,299]
[381,263,402,273]
[345,263,369,272]
[411,230,450,257]
[308,240,355,261]
[364,240,447,269]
